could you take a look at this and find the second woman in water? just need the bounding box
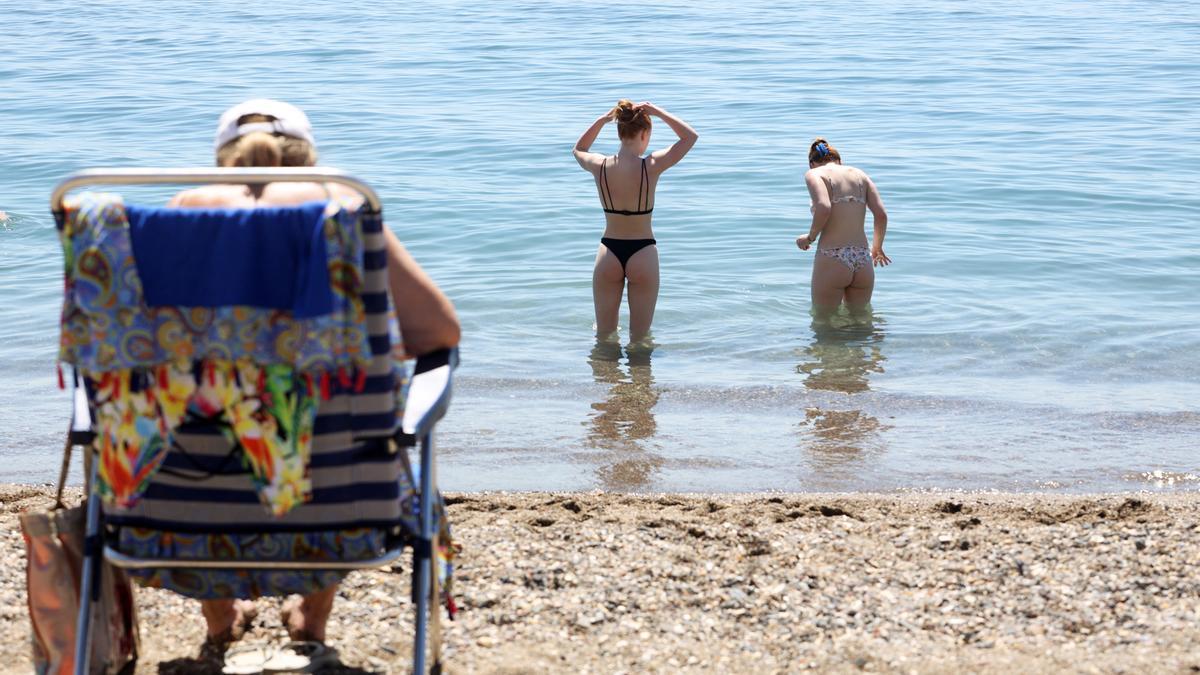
[573,100,697,343]
[795,137,890,315]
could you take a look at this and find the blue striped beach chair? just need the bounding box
[50,168,456,674]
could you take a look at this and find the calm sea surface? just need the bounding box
[2,1,1197,492]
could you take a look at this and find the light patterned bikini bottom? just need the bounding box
[820,245,872,272]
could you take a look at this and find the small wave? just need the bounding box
[1128,471,1200,489]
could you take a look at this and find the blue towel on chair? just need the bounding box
[126,200,333,318]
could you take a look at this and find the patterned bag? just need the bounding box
[20,447,139,674]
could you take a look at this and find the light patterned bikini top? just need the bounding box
[810,173,867,212]
[829,174,867,205]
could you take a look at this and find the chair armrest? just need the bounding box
[400,348,458,439]
[69,379,96,445]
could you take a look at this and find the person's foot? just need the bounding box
[280,595,309,642]
[201,598,259,644]
[280,587,337,643]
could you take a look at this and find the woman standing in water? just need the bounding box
[573,100,697,343]
[795,138,890,314]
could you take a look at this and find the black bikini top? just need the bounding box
[599,157,653,216]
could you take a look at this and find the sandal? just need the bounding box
[222,642,276,675]
[262,641,340,674]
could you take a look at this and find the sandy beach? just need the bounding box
[2,485,1198,674]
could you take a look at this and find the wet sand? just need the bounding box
[2,485,1198,673]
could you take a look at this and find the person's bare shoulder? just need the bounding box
[168,185,246,208]
[806,166,834,188]
[840,164,867,179]
[168,180,366,209]
[850,165,873,188]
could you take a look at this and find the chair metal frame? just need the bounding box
[53,169,455,675]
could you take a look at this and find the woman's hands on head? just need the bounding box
[636,101,662,117]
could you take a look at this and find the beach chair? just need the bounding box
[50,168,456,674]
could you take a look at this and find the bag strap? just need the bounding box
[53,433,72,510]
[430,560,443,673]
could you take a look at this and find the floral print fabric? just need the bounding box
[56,193,370,374]
[55,193,370,515]
[90,360,317,516]
[119,527,387,599]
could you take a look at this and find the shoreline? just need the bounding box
[2,485,1198,673]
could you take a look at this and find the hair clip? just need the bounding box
[814,142,829,157]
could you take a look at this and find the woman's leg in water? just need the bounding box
[811,253,853,317]
[593,244,625,337]
[624,244,660,343]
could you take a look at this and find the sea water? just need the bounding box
[1,0,1197,491]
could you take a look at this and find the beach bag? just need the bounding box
[19,442,139,674]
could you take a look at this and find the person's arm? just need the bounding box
[573,112,613,173]
[383,228,461,356]
[167,188,209,208]
[795,170,830,251]
[643,102,698,173]
[865,176,891,266]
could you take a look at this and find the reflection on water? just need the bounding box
[802,408,885,453]
[797,309,886,394]
[796,308,889,466]
[586,338,662,489]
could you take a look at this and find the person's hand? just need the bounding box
[796,234,813,251]
[872,246,891,267]
[637,101,660,116]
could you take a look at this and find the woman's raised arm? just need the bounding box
[643,102,698,173]
[573,112,613,172]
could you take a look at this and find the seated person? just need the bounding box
[165,99,460,647]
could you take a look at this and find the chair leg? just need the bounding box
[412,431,437,674]
[413,547,430,674]
[74,459,102,675]
[430,553,443,675]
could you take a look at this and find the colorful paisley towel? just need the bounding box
[57,193,370,373]
[55,193,370,515]
[119,527,386,599]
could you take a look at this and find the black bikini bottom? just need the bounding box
[600,237,657,272]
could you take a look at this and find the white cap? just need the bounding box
[214,99,316,151]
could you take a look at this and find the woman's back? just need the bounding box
[811,163,870,249]
[597,154,658,238]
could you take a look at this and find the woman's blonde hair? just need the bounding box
[216,114,318,167]
[611,99,652,140]
[808,137,841,167]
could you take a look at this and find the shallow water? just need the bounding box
[1,0,1198,491]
